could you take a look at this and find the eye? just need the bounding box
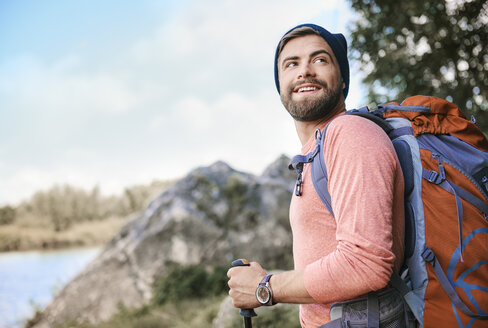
[314,57,328,64]
[285,61,297,69]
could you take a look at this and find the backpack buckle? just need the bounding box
[426,171,441,184]
[421,246,435,264]
[426,154,446,184]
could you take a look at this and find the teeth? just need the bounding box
[298,86,317,92]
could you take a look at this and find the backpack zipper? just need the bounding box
[431,152,488,202]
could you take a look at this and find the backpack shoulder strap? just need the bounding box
[289,108,393,219]
[289,127,335,216]
[312,108,395,218]
[311,127,335,217]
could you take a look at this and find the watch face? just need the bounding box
[256,285,271,304]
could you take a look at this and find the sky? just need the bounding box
[0,0,366,206]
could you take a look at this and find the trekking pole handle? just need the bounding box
[231,259,258,320]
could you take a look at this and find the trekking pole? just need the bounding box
[231,259,257,328]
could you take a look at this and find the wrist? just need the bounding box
[266,269,315,304]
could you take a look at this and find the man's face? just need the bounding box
[278,34,344,122]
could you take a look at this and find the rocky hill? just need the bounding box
[30,155,296,327]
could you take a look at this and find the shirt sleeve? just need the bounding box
[303,115,404,303]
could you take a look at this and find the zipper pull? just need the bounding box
[432,153,446,181]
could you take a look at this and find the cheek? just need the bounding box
[278,71,294,92]
[278,79,287,94]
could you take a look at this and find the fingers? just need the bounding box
[227,260,265,309]
[227,258,251,278]
[228,286,259,309]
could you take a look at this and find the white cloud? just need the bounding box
[0,165,97,206]
[0,0,364,205]
[0,57,142,118]
[133,0,336,60]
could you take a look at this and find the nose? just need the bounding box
[297,62,315,79]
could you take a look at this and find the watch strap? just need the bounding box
[260,274,273,285]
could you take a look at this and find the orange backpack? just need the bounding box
[384,96,488,327]
[290,95,488,327]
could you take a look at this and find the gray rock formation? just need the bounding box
[30,155,296,327]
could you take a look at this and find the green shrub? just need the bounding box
[221,176,249,209]
[152,264,229,305]
[205,265,229,296]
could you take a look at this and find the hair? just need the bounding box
[276,26,321,62]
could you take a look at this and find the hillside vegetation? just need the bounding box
[25,263,300,328]
[25,158,298,328]
[0,180,176,252]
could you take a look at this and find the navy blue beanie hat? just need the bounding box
[274,23,350,99]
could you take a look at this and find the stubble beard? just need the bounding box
[281,78,342,122]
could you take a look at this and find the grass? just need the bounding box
[34,262,301,328]
[0,179,177,253]
[0,216,128,252]
[54,296,226,328]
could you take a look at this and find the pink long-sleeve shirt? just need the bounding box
[290,114,405,327]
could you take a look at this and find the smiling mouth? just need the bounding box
[297,86,319,93]
[293,85,322,95]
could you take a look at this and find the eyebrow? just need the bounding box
[281,49,334,68]
[310,50,334,63]
[281,56,299,67]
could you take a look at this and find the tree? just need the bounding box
[348,0,488,133]
[0,206,16,225]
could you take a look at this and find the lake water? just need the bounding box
[0,247,100,328]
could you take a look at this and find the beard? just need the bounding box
[281,78,342,122]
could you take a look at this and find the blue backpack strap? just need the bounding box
[377,103,431,114]
[310,108,396,218]
[311,128,335,217]
[289,137,321,197]
[288,122,337,217]
[348,107,394,136]
[290,108,398,219]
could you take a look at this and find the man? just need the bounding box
[227,23,405,327]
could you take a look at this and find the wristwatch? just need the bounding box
[255,274,275,306]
